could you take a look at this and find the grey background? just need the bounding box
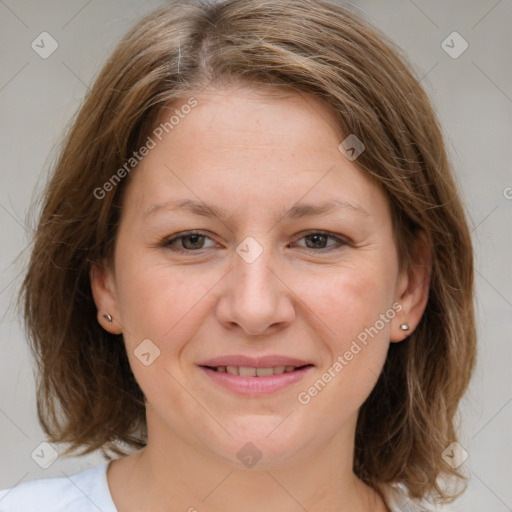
[0,1,511,510]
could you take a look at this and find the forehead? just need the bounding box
[121,85,389,224]
[153,82,344,151]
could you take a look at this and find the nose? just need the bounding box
[215,243,296,336]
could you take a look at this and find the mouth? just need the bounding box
[197,356,314,395]
[201,364,313,376]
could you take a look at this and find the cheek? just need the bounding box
[113,249,223,356]
[320,264,397,395]
[291,255,398,403]
[291,270,395,427]
[112,257,213,413]
[294,261,397,344]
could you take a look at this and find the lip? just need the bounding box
[197,354,314,396]
[198,355,312,368]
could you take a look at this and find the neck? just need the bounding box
[107,412,388,512]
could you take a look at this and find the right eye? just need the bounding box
[162,231,219,252]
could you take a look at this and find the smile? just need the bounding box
[207,365,308,376]
[198,364,314,395]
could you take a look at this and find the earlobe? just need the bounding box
[391,232,431,343]
[90,262,123,335]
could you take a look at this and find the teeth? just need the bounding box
[239,366,257,377]
[214,365,300,376]
[255,367,273,377]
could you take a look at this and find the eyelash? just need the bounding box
[161,230,349,254]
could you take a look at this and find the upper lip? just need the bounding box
[198,355,313,368]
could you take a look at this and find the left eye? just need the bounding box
[293,232,346,251]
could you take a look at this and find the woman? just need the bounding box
[0,0,476,510]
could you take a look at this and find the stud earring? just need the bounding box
[103,313,113,324]
[399,323,410,331]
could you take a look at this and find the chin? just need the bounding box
[203,415,312,470]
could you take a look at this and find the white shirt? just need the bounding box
[0,464,116,512]
[0,463,431,511]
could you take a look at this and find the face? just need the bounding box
[92,84,420,469]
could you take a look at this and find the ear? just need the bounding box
[90,261,123,335]
[390,231,431,342]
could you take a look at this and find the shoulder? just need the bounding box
[384,483,437,512]
[0,463,117,512]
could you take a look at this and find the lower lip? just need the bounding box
[199,366,313,396]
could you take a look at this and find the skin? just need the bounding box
[91,83,430,512]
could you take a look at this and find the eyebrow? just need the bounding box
[142,197,370,222]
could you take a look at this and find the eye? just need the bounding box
[161,230,348,254]
[162,231,218,252]
[292,231,348,251]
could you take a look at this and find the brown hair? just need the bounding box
[21,0,476,505]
